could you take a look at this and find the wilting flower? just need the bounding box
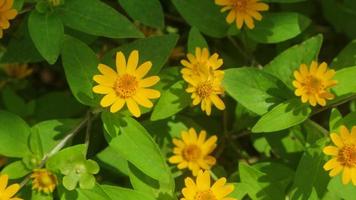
[181,170,235,200]
[0,0,17,38]
[2,64,33,80]
[169,128,217,176]
[0,174,22,200]
[31,169,57,194]
[93,50,161,117]
[323,125,356,185]
[293,61,337,106]
[215,0,269,29]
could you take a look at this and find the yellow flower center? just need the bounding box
[115,74,138,98]
[197,82,213,98]
[39,174,55,186]
[302,75,324,94]
[338,144,356,167]
[233,0,248,11]
[195,190,217,200]
[183,145,202,161]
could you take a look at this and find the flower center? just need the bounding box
[337,145,356,167]
[303,75,324,94]
[39,174,55,186]
[233,0,248,10]
[197,82,213,98]
[182,145,202,161]
[115,74,138,99]
[195,190,217,200]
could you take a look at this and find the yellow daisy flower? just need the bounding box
[181,170,235,200]
[92,50,161,117]
[323,125,356,185]
[31,169,57,194]
[0,174,22,200]
[180,47,223,81]
[169,128,217,176]
[292,61,337,107]
[0,0,17,38]
[2,64,33,80]
[215,0,269,29]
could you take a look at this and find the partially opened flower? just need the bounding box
[181,170,236,200]
[323,125,356,185]
[0,174,22,200]
[215,0,269,29]
[93,50,161,117]
[293,61,337,106]
[0,0,17,38]
[169,128,217,176]
[31,169,57,194]
[3,64,33,80]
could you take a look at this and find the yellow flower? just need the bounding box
[181,170,235,200]
[0,174,22,200]
[180,47,223,82]
[169,128,217,176]
[293,61,337,107]
[0,0,17,38]
[92,50,161,117]
[31,169,57,194]
[215,0,269,29]
[2,64,33,80]
[323,125,356,185]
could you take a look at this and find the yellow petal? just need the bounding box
[169,155,183,164]
[310,61,318,74]
[0,174,8,192]
[323,146,339,156]
[226,10,236,24]
[135,61,152,79]
[93,85,114,94]
[317,62,328,75]
[342,167,352,185]
[93,75,115,87]
[210,94,225,110]
[252,2,269,11]
[329,164,342,177]
[116,52,126,74]
[236,12,244,29]
[126,50,139,74]
[126,98,141,117]
[323,158,338,170]
[214,184,234,199]
[139,76,160,88]
[339,125,350,140]
[140,89,160,99]
[211,177,226,191]
[3,184,20,198]
[188,128,198,142]
[133,94,153,108]
[110,98,125,113]
[177,161,188,169]
[215,0,230,6]
[330,133,344,148]
[196,170,210,190]
[244,14,255,29]
[197,130,207,145]
[100,92,118,107]
[98,64,117,79]
[352,168,356,186]
[3,9,17,20]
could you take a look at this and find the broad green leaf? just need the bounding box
[171,0,229,37]
[1,160,30,179]
[28,11,64,64]
[2,87,34,118]
[331,40,356,69]
[252,99,312,133]
[96,147,129,175]
[29,119,79,157]
[32,191,52,200]
[290,143,329,200]
[327,176,356,200]
[342,112,356,128]
[329,108,342,132]
[332,66,356,96]
[108,116,175,198]
[223,68,292,115]
[151,80,191,121]
[264,34,323,89]
[188,27,208,53]
[61,35,99,106]
[246,12,311,44]
[230,183,248,200]
[103,34,178,75]
[58,0,143,38]
[13,0,25,11]
[0,110,31,157]
[117,0,164,28]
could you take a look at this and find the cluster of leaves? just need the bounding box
[0,0,356,200]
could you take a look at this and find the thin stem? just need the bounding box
[311,94,356,116]
[85,112,92,147]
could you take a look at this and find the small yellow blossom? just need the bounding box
[323,125,356,185]
[93,50,161,117]
[215,0,269,29]
[293,61,337,107]
[169,128,217,176]
[2,64,33,80]
[31,169,57,194]
[0,174,22,200]
[0,0,17,38]
[181,170,236,200]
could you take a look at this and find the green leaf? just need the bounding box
[290,143,329,200]
[327,176,356,200]
[246,12,311,44]
[28,11,64,64]
[1,160,30,179]
[108,116,175,198]
[2,87,34,118]
[96,147,129,175]
[331,40,356,69]
[329,108,342,132]
[223,68,292,115]
[117,0,164,28]
[264,34,323,89]
[187,27,208,53]
[0,110,31,157]
[230,183,248,200]
[171,0,229,37]
[252,99,312,133]
[32,191,53,200]
[332,66,356,96]
[58,0,143,38]
[264,0,306,2]
[103,34,178,75]
[61,35,99,106]
[151,80,191,121]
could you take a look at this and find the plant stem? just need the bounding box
[311,94,356,116]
